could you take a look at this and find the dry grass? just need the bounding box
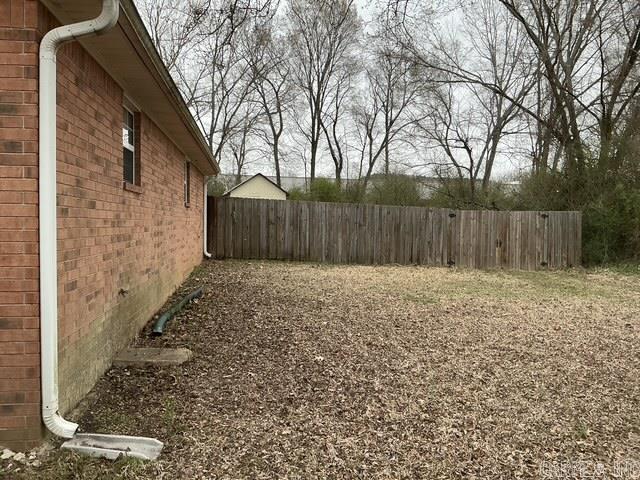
[3,261,640,479]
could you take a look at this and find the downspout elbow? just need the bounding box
[41,0,119,54]
[43,410,79,439]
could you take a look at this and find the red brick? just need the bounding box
[22,168,37,182]
[0,343,25,354]
[0,425,43,444]
[0,65,24,76]
[0,367,38,379]
[0,166,23,177]
[0,203,37,216]
[0,116,23,128]
[0,255,38,267]
[0,39,23,52]
[0,392,26,404]
[0,178,36,191]
[0,53,36,66]
[0,128,36,141]
[11,0,25,27]
[0,355,38,367]
[0,141,23,153]
[0,217,38,229]
[23,292,37,304]
[0,268,36,280]
[0,153,37,166]
[0,91,23,103]
[0,378,39,393]
[22,191,37,202]
[0,306,38,321]
[0,3,10,28]
[22,91,36,104]
[0,191,23,203]
[0,29,36,42]
[0,416,26,429]
[0,280,37,292]
[0,404,39,417]
[0,244,24,254]
[0,104,37,116]
[0,292,25,304]
[22,140,36,153]
[0,232,38,243]
[0,77,36,91]
[0,318,23,329]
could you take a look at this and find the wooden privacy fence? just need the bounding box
[208,197,582,270]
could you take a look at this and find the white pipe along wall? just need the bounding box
[204,177,212,258]
[39,0,120,439]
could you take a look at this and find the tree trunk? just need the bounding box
[310,140,317,181]
[384,141,390,176]
[273,140,281,186]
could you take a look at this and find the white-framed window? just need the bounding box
[123,106,136,185]
[184,160,191,207]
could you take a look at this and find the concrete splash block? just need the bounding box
[62,433,163,461]
[113,348,193,368]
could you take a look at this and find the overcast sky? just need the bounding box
[137,0,523,181]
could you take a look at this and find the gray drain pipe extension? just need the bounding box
[40,0,120,439]
[152,287,204,336]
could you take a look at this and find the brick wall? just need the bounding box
[0,0,42,452]
[0,1,207,450]
[54,27,205,412]
[55,28,205,414]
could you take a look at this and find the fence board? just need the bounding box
[210,198,582,270]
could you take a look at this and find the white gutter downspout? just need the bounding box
[39,0,120,439]
[203,177,212,258]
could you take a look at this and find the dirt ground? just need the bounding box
[2,260,640,479]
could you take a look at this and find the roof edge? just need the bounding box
[224,174,290,197]
[119,0,219,175]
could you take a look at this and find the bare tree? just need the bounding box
[320,71,353,183]
[138,0,209,73]
[247,20,292,186]
[140,0,278,163]
[353,39,426,187]
[286,0,361,181]
[388,0,640,203]
[493,0,640,174]
[417,82,526,204]
[228,106,261,183]
[382,0,535,200]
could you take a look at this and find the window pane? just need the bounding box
[185,162,190,204]
[122,127,131,147]
[123,109,135,148]
[123,110,134,129]
[123,148,135,183]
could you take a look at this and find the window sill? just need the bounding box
[184,202,191,208]
[123,181,142,194]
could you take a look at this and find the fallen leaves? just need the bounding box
[7,261,640,479]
